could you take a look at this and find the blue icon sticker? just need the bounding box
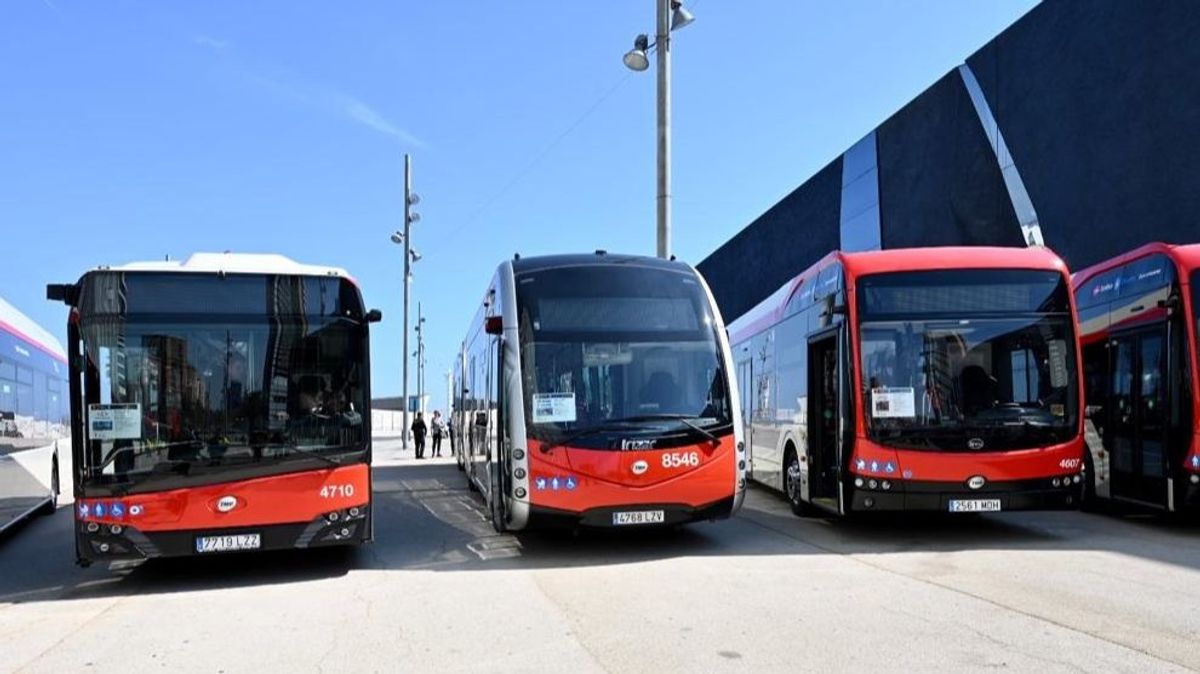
[111,502,126,518]
[884,462,896,474]
[565,476,577,491]
[855,459,866,471]
[1192,455,1200,469]
[78,502,90,518]
[94,502,106,518]
[551,477,561,491]
[535,477,547,491]
[902,470,914,479]
[869,460,879,472]
[129,504,144,517]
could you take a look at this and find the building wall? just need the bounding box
[699,0,1200,322]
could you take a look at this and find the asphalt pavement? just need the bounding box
[2,438,1199,673]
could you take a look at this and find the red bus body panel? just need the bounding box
[526,436,737,512]
[75,463,370,531]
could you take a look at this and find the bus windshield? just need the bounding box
[515,265,730,447]
[1194,272,1199,357]
[76,273,368,488]
[858,269,1078,451]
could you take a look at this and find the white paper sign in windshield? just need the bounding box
[532,393,577,423]
[871,387,916,418]
[88,403,142,440]
[1047,339,1070,389]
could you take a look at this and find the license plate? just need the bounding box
[948,499,1002,513]
[612,510,666,526]
[195,534,262,553]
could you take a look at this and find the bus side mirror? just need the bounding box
[485,316,503,335]
[365,309,383,323]
[46,283,76,304]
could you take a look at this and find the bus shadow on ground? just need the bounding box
[376,462,1200,575]
[3,461,1198,603]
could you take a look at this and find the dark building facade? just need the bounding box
[699,0,1200,321]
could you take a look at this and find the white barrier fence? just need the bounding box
[371,410,408,436]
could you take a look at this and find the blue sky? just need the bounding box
[1,0,1038,405]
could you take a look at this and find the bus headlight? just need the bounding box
[881,481,892,491]
[1191,474,1199,485]
[854,478,864,488]
[110,525,123,535]
[86,522,100,533]
[868,479,878,489]
[1052,478,1061,487]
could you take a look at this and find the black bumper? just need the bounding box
[528,496,737,530]
[847,477,1082,513]
[75,506,370,565]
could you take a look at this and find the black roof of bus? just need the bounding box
[510,253,692,275]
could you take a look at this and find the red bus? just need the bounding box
[453,252,745,531]
[728,246,1085,516]
[1072,242,1200,513]
[47,253,381,565]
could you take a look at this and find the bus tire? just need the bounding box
[1080,449,1098,512]
[37,458,59,517]
[783,446,816,517]
[489,469,507,533]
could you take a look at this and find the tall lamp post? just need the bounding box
[414,303,427,416]
[390,153,421,449]
[623,0,695,259]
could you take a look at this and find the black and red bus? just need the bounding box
[1072,242,1200,513]
[48,253,381,565]
[728,246,1086,516]
[453,252,745,531]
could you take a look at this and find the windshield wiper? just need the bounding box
[262,442,346,467]
[614,414,721,445]
[541,422,642,453]
[94,440,203,475]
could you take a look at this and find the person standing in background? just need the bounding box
[430,410,445,457]
[411,412,428,459]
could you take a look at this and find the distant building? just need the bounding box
[699,0,1200,321]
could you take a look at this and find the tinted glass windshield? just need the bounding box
[1194,272,1199,356]
[76,273,367,487]
[858,269,1077,451]
[516,264,730,448]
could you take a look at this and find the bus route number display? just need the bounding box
[87,403,142,441]
[871,387,915,418]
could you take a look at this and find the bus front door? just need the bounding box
[807,331,840,511]
[1108,329,1170,507]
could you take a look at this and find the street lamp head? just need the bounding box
[390,230,404,244]
[409,249,422,262]
[670,2,695,31]
[623,34,650,72]
[408,211,421,224]
[408,192,421,206]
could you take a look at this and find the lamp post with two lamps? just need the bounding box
[390,153,422,450]
[622,0,694,259]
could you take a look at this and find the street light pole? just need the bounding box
[656,0,671,260]
[415,302,426,416]
[625,1,692,259]
[402,154,413,449]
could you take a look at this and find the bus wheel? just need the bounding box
[38,459,59,516]
[489,486,507,533]
[784,448,815,517]
[1080,450,1098,512]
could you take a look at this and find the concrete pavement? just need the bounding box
[2,455,1199,673]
